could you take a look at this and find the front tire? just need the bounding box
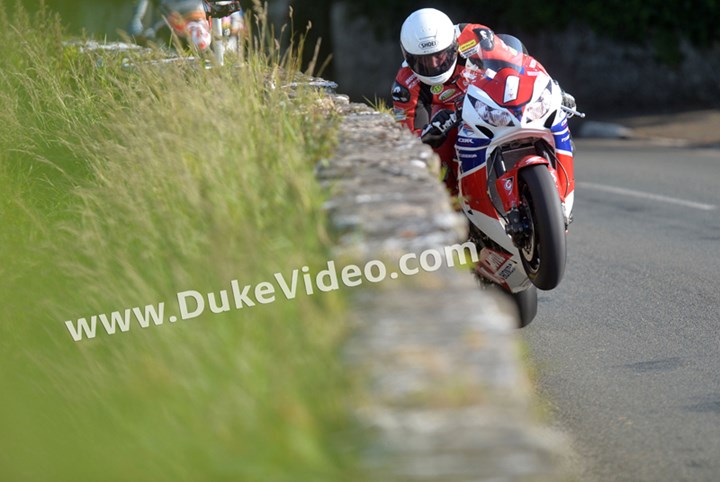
[518,165,566,290]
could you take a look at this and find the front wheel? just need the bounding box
[517,165,566,290]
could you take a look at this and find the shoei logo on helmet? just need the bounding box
[419,40,437,49]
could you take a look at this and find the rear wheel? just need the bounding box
[476,282,538,328]
[513,286,538,327]
[518,165,566,290]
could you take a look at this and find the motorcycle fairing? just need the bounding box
[474,246,533,293]
[474,67,535,109]
[455,134,490,175]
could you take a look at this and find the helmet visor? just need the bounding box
[404,43,458,79]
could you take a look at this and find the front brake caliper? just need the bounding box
[505,207,529,247]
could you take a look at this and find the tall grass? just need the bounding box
[0,2,365,480]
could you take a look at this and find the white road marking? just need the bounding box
[577,182,717,211]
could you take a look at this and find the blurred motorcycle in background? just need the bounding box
[127,0,244,63]
[202,0,244,65]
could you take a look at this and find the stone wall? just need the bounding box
[318,94,576,480]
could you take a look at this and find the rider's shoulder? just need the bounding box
[456,23,495,38]
[456,23,496,59]
[395,63,420,88]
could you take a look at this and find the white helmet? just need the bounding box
[400,8,458,86]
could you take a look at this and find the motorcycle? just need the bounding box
[202,0,245,66]
[132,2,212,52]
[454,35,584,326]
[130,1,243,66]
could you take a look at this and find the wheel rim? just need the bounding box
[516,165,566,290]
[519,190,540,274]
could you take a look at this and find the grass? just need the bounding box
[0,2,366,480]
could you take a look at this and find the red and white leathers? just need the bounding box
[392,23,528,196]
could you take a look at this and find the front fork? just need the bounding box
[505,207,529,247]
[494,155,552,247]
[211,17,225,66]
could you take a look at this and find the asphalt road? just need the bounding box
[523,139,720,481]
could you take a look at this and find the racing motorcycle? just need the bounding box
[455,35,584,326]
[203,0,245,66]
[131,1,243,65]
[136,2,213,52]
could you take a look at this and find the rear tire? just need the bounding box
[518,165,566,290]
[473,277,538,328]
[513,286,538,327]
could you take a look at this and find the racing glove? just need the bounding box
[561,91,576,110]
[420,109,458,148]
[553,80,577,111]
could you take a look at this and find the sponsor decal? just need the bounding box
[463,46,481,59]
[499,263,516,279]
[392,107,407,121]
[431,84,443,95]
[419,39,437,50]
[438,88,457,102]
[504,178,513,192]
[459,39,478,53]
[407,75,419,89]
[484,251,507,271]
[503,76,520,103]
[457,137,475,144]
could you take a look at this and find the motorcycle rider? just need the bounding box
[391,8,576,196]
[127,0,212,50]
